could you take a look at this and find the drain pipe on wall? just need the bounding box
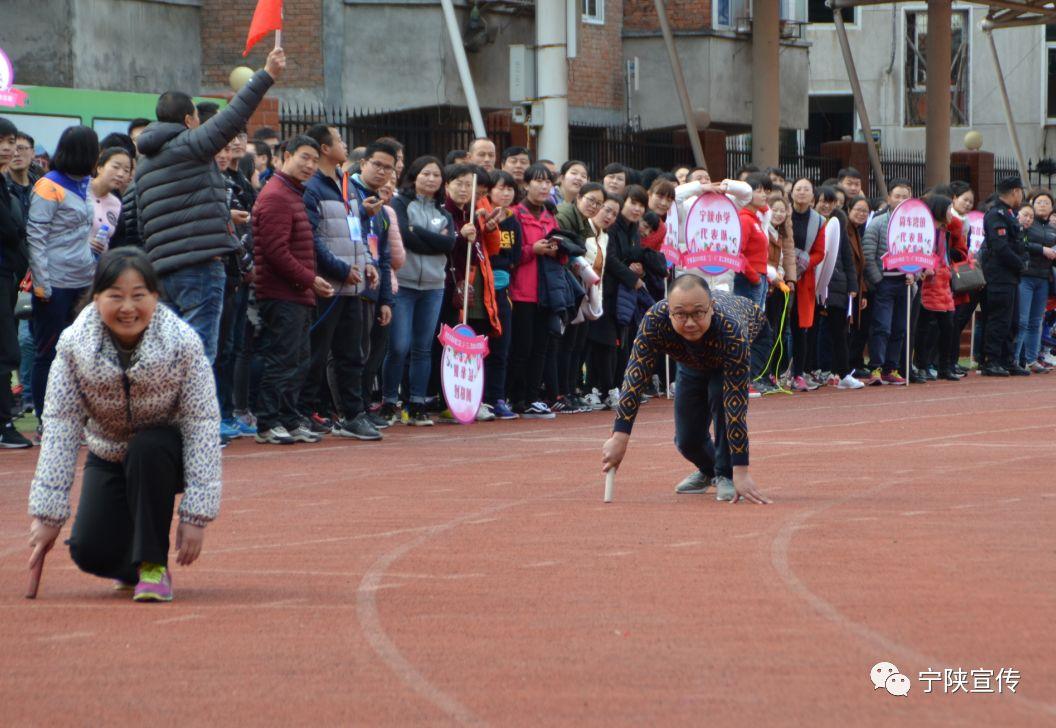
[439,0,487,139]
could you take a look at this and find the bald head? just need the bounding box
[671,273,712,295]
[468,138,496,171]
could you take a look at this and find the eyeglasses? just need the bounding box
[669,307,712,324]
[581,196,603,209]
[367,159,395,173]
[15,145,32,154]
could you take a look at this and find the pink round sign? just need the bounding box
[884,198,936,274]
[438,324,489,424]
[682,193,742,275]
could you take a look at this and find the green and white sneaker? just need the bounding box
[714,476,736,502]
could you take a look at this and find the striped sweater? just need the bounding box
[613,292,764,466]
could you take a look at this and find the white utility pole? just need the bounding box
[535,0,570,163]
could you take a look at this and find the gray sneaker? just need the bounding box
[365,411,390,429]
[714,476,736,502]
[333,413,383,440]
[675,471,713,494]
[288,424,322,443]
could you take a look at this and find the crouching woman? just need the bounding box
[27,248,221,602]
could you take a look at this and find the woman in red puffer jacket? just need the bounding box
[916,194,967,380]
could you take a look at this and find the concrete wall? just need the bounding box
[1,0,200,94]
[622,33,810,131]
[806,3,1049,160]
[338,4,533,112]
[72,0,202,93]
[2,0,76,88]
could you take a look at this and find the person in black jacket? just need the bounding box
[980,176,1030,376]
[1014,191,1056,371]
[133,48,284,364]
[0,117,32,447]
[822,208,863,389]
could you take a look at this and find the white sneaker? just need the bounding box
[255,425,295,445]
[603,388,620,410]
[475,403,496,422]
[1043,352,1056,366]
[288,425,322,443]
[837,373,865,390]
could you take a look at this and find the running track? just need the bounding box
[1,375,1053,726]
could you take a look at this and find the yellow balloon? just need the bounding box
[229,66,255,92]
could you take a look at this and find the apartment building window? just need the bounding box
[808,0,854,24]
[1048,24,1056,121]
[904,9,970,127]
[582,0,604,25]
[713,0,748,29]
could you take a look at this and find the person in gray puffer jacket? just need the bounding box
[132,47,285,363]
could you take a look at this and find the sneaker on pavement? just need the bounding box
[1028,361,1048,374]
[407,404,434,426]
[114,579,136,592]
[333,413,383,440]
[475,403,497,422]
[756,379,778,395]
[255,425,296,445]
[714,476,736,502]
[220,419,242,440]
[675,471,713,494]
[1042,352,1056,366]
[308,412,333,434]
[804,373,825,389]
[852,367,872,379]
[837,373,865,390]
[519,401,556,419]
[881,371,907,385]
[1008,364,1031,376]
[551,397,575,414]
[603,388,621,410]
[288,424,323,443]
[133,563,173,603]
[585,391,605,411]
[491,400,519,419]
[435,408,459,424]
[232,418,256,436]
[571,395,594,413]
[365,411,390,429]
[791,375,811,392]
[0,421,33,449]
[748,384,761,399]
[862,368,883,386]
[378,402,402,426]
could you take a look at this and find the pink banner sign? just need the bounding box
[682,193,742,275]
[438,324,489,424]
[661,203,680,267]
[966,210,985,257]
[883,198,936,273]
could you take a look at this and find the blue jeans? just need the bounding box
[673,364,731,479]
[867,276,909,372]
[382,287,444,405]
[733,274,772,378]
[1014,276,1049,365]
[733,273,767,310]
[32,287,88,417]
[161,259,226,363]
[18,319,34,405]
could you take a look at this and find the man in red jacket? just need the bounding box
[251,135,335,445]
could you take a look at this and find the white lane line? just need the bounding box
[37,631,95,643]
[154,613,202,625]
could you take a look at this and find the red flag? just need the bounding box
[243,0,283,57]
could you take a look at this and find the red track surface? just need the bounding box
[1,376,1054,726]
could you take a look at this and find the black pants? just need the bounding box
[301,296,366,419]
[507,302,554,406]
[918,308,956,372]
[983,283,1018,368]
[673,365,731,479]
[361,301,387,405]
[849,296,871,372]
[484,288,513,404]
[557,322,588,397]
[952,291,982,365]
[255,299,311,431]
[825,304,851,377]
[588,342,618,394]
[0,271,19,423]
[68,428,184,583]
[765,289,792,377]
[791,294,809,377]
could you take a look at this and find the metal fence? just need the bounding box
[994,156,1056,192]
[568,125,693,175]
[279,104,511,163]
